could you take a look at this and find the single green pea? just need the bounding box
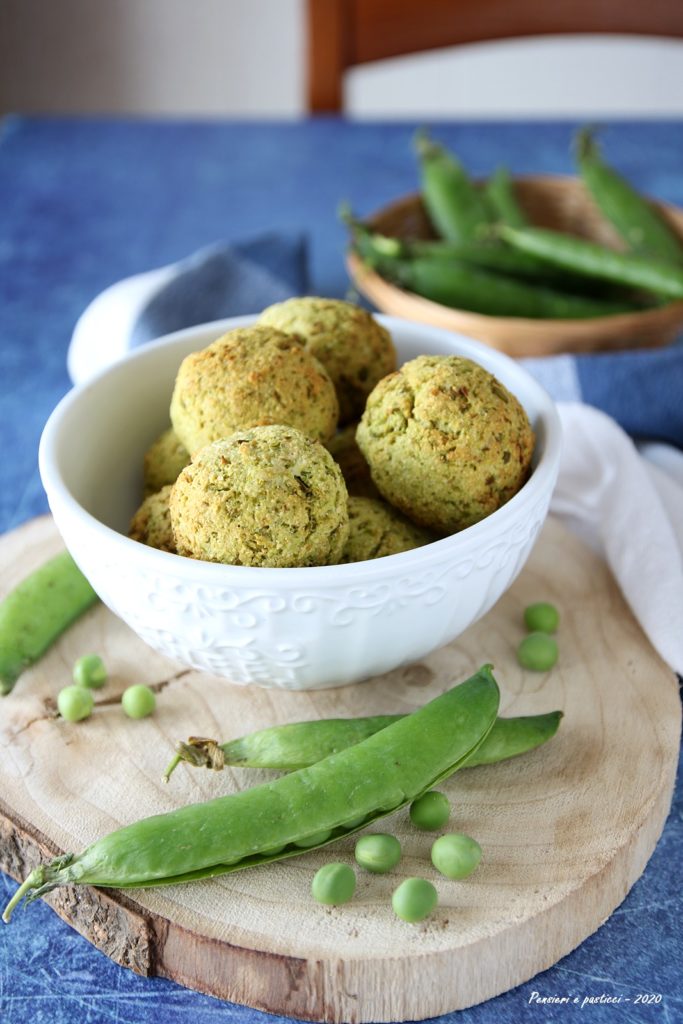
[57,685,94,723]
[294,829,332,848]
[311,863,356,905]
[392,877,438,923]
[523,602,559,634]
[516,632,559,672]
[409,790,450,831]
[73,653,107,689]
[354,833,402,874]
[121,684,156,719]
[431,833,482,880]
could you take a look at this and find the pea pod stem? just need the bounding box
[164,711,563,780]
[3,667,500,922]
[576,127,683,265]
[500,225,683,300]
[0,552,99,695]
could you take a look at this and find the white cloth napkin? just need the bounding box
[551,403,683,674]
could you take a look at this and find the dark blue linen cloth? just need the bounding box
[0,116,681,1024]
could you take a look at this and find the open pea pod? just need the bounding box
[3,667,499,919]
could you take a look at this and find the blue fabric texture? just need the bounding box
[574,342,683,446]
[130,232,309,347]
[0,116,681,1024]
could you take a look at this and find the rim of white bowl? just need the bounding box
[39,315,562,585]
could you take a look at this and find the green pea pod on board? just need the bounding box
[576,127,683,265]
[500,225,683,300]
[3,666,500,921]
[415,131,492,243]
[164,710,563,780]
[0,552,99,695]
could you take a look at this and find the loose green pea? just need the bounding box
[355,833,402,874]
[73,653,107,689]
[523,602,559,634]
[409,790,450,831]
[431,833,482,880]
[392,877,438,923]
[517,632,559,672]
[311,863,356,906]
[121,684,156,719]
[57,685,94,723]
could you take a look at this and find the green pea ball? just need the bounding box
[311,863,356,906]
[121,684,156,719]
[523,602,559,634]
[73,653,107,689]
[57,685,94,722]
[391,877,438,923]
[431,833,482,880]
[355,833,402,874]
[409,790,450,831]
[517,632,559,672]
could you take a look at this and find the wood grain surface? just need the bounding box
[0,515,679,1022]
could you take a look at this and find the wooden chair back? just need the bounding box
[307,0,683,112]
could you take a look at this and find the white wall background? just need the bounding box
[1,0,682,118]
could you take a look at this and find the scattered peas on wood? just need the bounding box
[431,834,482,880]
[73,654,107,689]
[311,863,356,906]
[409,790,450,831]
[392,877,438,923]
[355,834,402,874]
[523,602,559,634]
[57,685,94,723]
[517,632,559,672]
[121,684,156,719]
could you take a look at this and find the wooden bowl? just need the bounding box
[347,176,683,358]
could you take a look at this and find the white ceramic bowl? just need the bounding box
[39,316,561,690]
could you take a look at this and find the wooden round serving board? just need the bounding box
[0,516,679,1022]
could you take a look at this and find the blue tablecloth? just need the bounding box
[0,116,681,1024]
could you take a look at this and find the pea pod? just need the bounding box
[349,220,553,282]
[0,552,99,695]
[415,132,491,242]
[500,225,683,300]
[2,667,499,921]
[344,210,632,299]
[164,711,562,779]
[375,253,642,319]
[576,127,683,264]
[484,166,528,229]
